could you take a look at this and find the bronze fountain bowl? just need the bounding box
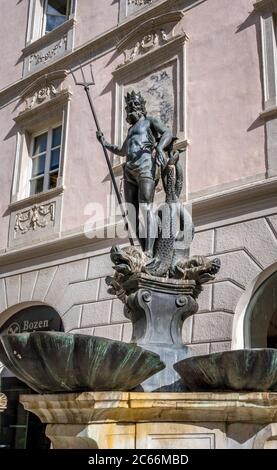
[174,349,277,392]
[0,331,165,393]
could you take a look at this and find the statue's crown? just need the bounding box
[125,90,146,108]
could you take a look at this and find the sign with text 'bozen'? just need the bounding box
[0,306,63,335]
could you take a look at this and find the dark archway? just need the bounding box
[244,271,277,348]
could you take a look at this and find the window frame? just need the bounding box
[26,0,76,45]
[29,124,63,196]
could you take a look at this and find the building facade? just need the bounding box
[0,0,277,448]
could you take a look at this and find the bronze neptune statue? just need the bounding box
[97,91,173,254]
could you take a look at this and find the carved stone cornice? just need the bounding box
[254,0,277,12]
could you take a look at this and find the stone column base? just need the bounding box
[20,392,277,449]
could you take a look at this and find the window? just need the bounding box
[24,0,76,75]
[42,0,71,35]
[30,125,62,196]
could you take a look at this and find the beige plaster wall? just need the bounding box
[184,0,265,196]
[0,1,27,90]
[0,101,19,251]
[74,0,119,47]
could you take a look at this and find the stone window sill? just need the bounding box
[9,185,65,212]
[260,105,277,119]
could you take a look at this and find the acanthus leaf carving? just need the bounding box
[14,203,55,235]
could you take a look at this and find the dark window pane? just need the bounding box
[49,171,59,189]
[33,133,47,156]
[47,0,68,16]
[46,15,66,32]
[52,126,62,148]
[30,177,44,195]
[45,0,69,33]
[32,154,46,177]
[50,149,60,171]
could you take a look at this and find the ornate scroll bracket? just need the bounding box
[0,393,7,412]
[14,203,55,235]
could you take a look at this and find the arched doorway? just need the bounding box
[0,304,63,449]
[232,264,277,349]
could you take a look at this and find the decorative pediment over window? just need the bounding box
[116,11,185,67]
[20,70,69,112]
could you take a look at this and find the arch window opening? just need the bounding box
[244,270,277,349]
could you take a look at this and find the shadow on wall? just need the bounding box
[236,9,265,129]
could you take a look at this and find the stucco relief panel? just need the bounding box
[14,202,55,235]
[9,195,62,248]
[123,63,176,136]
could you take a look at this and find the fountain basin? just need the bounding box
[0,332,165,393]
[174,349,277,392]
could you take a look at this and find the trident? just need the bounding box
[71,63,134,246]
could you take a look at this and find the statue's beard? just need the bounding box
[126,109,143,124]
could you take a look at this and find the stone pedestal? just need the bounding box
[123,274,198,391]
[20,392,277,449]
